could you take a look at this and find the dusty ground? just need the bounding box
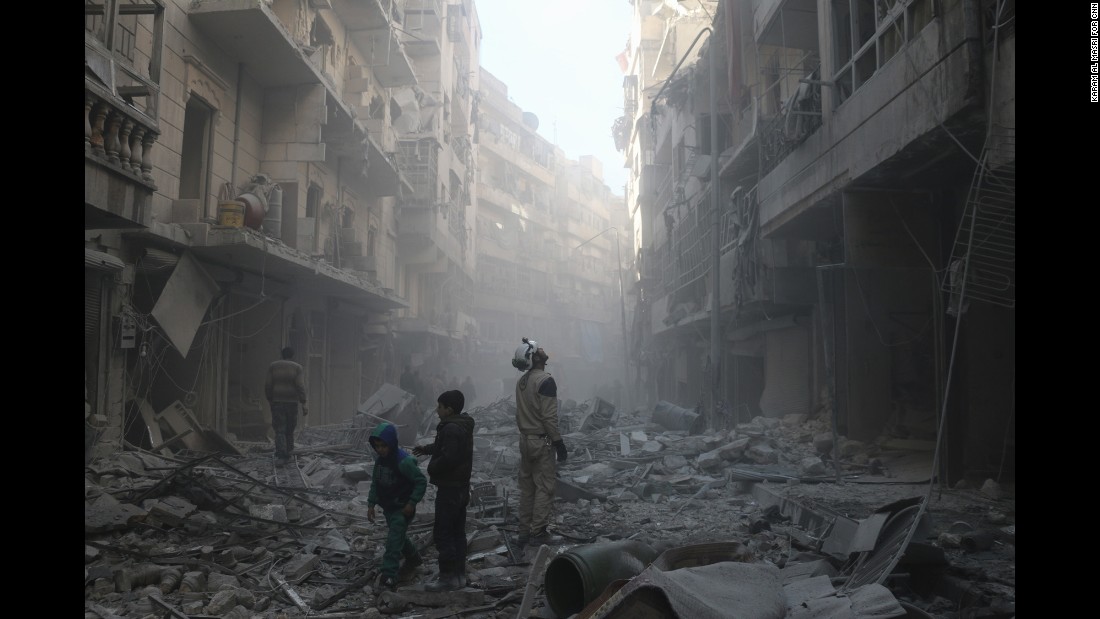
[84,399,1015,618]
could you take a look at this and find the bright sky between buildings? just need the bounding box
[476,0,632,195]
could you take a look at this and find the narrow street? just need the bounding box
[86,0,1014,616]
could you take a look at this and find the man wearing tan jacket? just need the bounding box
[265,347,308,464]
[512,338,568,547]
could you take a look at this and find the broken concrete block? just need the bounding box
[703,435,726,451]
[93,578,114,596]
[467,531,502,554]
[737,422,767,437]
[719,437,752,461]
[357,480,373,495]
[205,589,238,615]
[747,443,779,464]
[323,529,351,552]
[117,453,147,475]
[697,450,723,471]
[283,553,320,581]
[146,496,198,526]
[782,413,807,427]
[980,479,1003,500]
[813,433,834,455]
[343,463,371,481]
[641,441,664,452]
[663,455,688,469]
[312,585,337,606]
[85,493,148,534]
[617,491,640,502]
[800,457,826,476]
[248,504,288,522]
[85,545,100,563]
[181,599,205,614]
[755,416,781,430]
[938,532,962,548]
[576,463,616,480]
[630,430,648,442]
[557,478,608,503]
[206,572,240,591]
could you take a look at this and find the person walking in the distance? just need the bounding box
[412,390,475,591]
[460,375,478,408]
[512,337,568,547]
[265,347,307,465]
[366,422,427,591]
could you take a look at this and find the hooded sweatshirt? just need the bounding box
[367,422,427,511]
[424,412,476,487]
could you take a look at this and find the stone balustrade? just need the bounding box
[85,83,158,188]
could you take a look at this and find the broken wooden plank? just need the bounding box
[515,545,552,619]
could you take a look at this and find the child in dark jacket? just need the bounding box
[367,421,428,590]
[412,390,475,591]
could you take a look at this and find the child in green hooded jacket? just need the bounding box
[367,421,427,590]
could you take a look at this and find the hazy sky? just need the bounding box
[475,0,633,195]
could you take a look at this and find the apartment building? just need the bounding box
[622,0,1014,482]
[472,69,629,403]
[391,0,482,376]
[85,0,481,459]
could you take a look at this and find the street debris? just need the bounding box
[85,388,1014,618]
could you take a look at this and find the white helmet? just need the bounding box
[512,337,538,371]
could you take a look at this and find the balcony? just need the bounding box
[479,132,555,187]
[401,0,443,57]
[348,26,417,88]
[188,0,327,87]
[86,80,159,229]
[397,208,463,266]
[331,0,399,31]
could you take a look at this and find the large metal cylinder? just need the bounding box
[652,401,705,434]
[544,540,659,618]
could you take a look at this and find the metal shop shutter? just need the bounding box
[758,325,810,418]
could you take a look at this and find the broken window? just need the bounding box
[830,0,936,104]
[85,0,165,120]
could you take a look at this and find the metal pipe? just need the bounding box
[708,34,721,432]
[230,63,244,214]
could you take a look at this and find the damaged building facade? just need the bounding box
[85,0,630,459]
[85,0,483,458]
[620,0,1014,483]
[472,69,630,404]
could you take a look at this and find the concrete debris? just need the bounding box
[84,389,1013,618]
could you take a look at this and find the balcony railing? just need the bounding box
[86,81,158,187]
[760,66,822,175]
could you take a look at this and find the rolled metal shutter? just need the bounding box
[85,272,102,340]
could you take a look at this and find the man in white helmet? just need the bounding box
[512,337,568,547]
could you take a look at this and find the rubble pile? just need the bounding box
[85,392,1014,618]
